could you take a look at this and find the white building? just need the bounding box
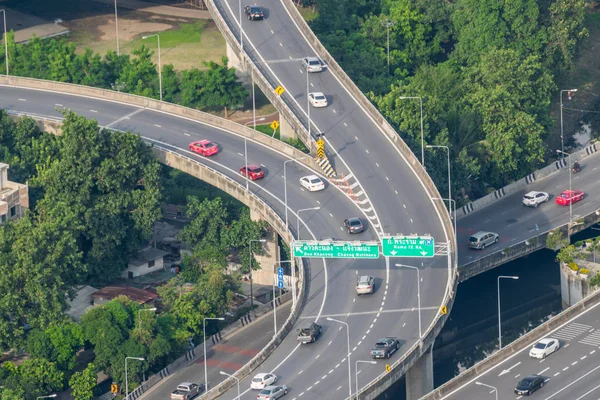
[0,163,28,224]
[122,247,169,279]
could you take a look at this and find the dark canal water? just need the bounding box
[378,226,600,399]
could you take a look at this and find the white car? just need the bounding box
[300,175,325,192]
[302,56,323,72]
[251,373,278,390]
[309,92,328,108]
[522,191,549,207]
[529,338,559,359]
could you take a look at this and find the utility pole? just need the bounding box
[381,18,395,74]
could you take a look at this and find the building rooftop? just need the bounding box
[91,286,158,304]
[128,247,169,267]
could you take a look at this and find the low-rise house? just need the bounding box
[122,247,168,279]
[0,163,28,224]
[91,286,158,306]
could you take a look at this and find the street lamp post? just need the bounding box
[142,34,162,101]
[272,260,292,336]
[125,356,145,399]
[380,18,395,74]
[560,89,577,157]
[284,157,307,233]
[305,65,311,138]
[396,264,422,339]
[296,207,320,239]
[327,318,352,400]
[426,145,451,204]
[114,0,119,56]
[475,382,498,400]
[497,275,519,349]
[238,0,243,61]
[355,360,376,399]
[398,96,424,165]
[138,307,157,336]
[0,9,8,75]
[252,69,256,129]
[36,395,57,400]
[249,239,267,309]
[219,371,240,400]
[432,197,456,234]
[203,317,225,391]
[556,149,573,224]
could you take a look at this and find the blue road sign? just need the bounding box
[277,267,284,288]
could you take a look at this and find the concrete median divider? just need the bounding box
[421,288,600,400]
[456,140,600,220]
[0,76,319,170]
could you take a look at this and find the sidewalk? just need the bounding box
[92,0,211,19]
[140,301,292,400]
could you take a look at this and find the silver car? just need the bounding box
[257,385,288,400]
[522,191,549,207]
[302,56,323,72]
[356,275,374,295]
[468,231,499,250]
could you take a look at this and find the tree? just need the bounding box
[118,45,158,98]
[2,359,65,399]
[199,57,248,117]
[46,321,85,370]
[179,68,206,109]
[161,64,181,103]
[222,208,267,274]
[542,0,588,71]
[69,363,97,400]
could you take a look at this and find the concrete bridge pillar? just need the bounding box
[249,207,279,286]
[405,344,434,400]
[226,41,245,72]
[279,115,298,141]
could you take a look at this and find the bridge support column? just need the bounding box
[226,41,245,72]
[405,344,434,400]
[248,207,279,287]
[279,115,298,141]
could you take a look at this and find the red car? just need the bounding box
[240,164,265,180]
[555,190,584,206]
[189,140,219,156]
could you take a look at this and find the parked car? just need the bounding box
[514,375,545,396]
[529,338,559,359]
[240,164,265,180]
[297,322,322,344]
[356,275,374,295]
[244,5,264,20]
[468,231,499,250]
[170,382,203,400]
[555,189,584,206]
[370,337,400,359]
[300,175,325,192]
[344,217,364,234]
[257,385,288,400]
[251,373,278,390]
[309,92,328,108]
[302,56,323,72]
[522,191,549,207]
[189,140,219,156]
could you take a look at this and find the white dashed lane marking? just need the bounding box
[18,98,26,101]
[90,109,98,113]
[55,103,63,107]
[154,124,161,128]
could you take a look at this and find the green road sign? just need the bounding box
[381,236,435,258]
[293,240,380,259]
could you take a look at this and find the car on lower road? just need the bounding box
[522,191,549,207]
[299,175,325,192]
[370,337,400,359]
[240,164,265,180]
[344,217,364,234]
[309,92,328,107]
[356,275,374,295]
[296,322,322,344]
[251,373,278,390]
[189,140,218,156]
[514,375,545,396]
[257,385,288,400]
[302,56,323,72]
[529,338,559,359]
[555,189,584,205]
[244,5,264,20]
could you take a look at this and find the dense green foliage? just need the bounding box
[310,0,589,201]
[0,33,247,114]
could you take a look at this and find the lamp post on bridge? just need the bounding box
[475,381,498,400]
[560,89,577,158]
[556,149,574,225]
[498,275,519,349]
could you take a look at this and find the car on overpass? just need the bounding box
[240,164,265,180]
[299,175,325,192]
[344,217,364,234]
[308,92,328,108]
[370,337,400,359]
[522,191,549,207]
[251,373,278,390]
[257,385,288,399]
[514,374,545,396]
[468,231,499,250]
[356,275,374,295]
[302,56,324,73]
[244,5,264,20]
[188,140,218,157]
[529,337,559,359]
[556,189,584,205]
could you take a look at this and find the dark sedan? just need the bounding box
[514,375,545,396]
[344,217,364,234]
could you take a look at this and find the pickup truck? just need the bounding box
[170,382,203,400]
[296,322,322,344]
[370,337,400,359]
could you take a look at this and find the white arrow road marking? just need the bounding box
[499,361,521,376]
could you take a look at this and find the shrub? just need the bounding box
[579,268,590,275]
[590,273,600,288]
[568,262,579,272]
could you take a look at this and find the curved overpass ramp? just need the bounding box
[0,69,454,399]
